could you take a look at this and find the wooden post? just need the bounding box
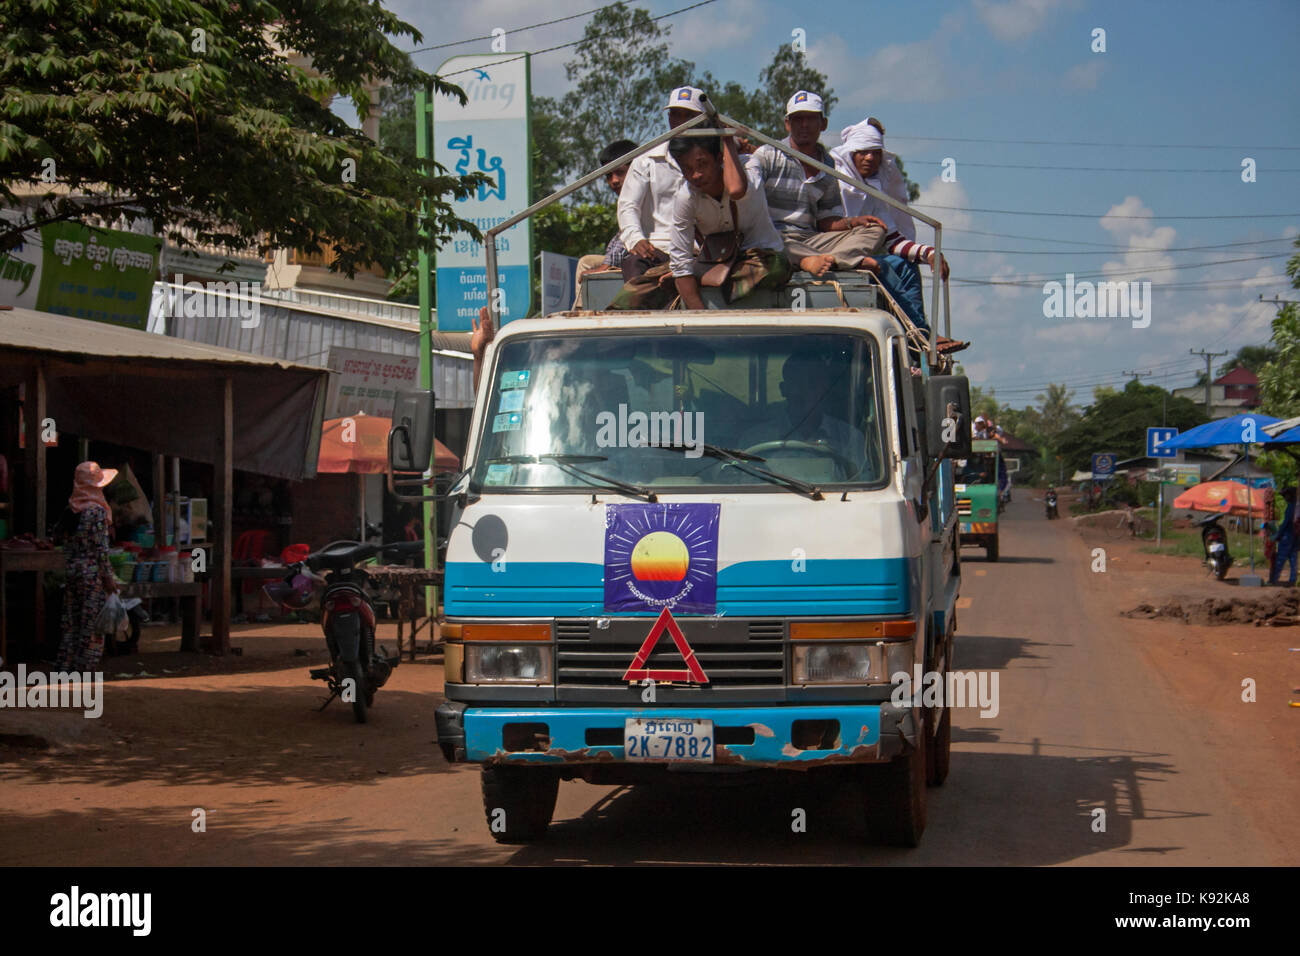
[23,364,47,536]
[152,453,166,546]
[26,365,48,656]
[210,377,234,654]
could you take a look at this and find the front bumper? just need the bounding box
[459,703,916,768]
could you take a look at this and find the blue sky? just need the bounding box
[369,0,1300,408]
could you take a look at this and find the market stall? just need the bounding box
[0,306,329,657]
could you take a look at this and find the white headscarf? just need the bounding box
[828,119,915,238]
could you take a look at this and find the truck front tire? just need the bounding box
[481,765,559,844]
[863,721,927,847]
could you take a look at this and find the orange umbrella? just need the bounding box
[318,414,459,474]
[1172,481,1271,519]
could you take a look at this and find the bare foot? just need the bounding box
[799,254,834,277]
[858,256,879,273]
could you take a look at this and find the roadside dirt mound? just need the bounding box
[1123,590,1300,626]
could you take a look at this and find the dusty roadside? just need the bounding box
[1071,516,1300,848]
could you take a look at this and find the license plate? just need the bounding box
[624,718,714,763]
[1209,542,1225,552]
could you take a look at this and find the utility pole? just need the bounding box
[1189,348,1228,416]
[1122,368,1152,382]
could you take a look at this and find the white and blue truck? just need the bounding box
[390,106,971,846]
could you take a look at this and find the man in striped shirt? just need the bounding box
[751,92,944,330]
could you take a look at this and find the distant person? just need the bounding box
[1269,486,1298,586]
[573,138,635,308]
[54,462,120,672]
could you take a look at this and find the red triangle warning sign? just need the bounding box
[621,607,709,684]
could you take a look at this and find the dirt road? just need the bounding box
[2,498,1296,865]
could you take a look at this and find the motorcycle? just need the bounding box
[1197,514,1232,581]
[265,539,423,723]
[1045,490,1058,520]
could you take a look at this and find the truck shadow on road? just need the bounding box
[953,632,1057,671]
[496,744,1196,865]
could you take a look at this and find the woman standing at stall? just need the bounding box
[55,461,119,671]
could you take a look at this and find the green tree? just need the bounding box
[1056,380,1207,472]
[1256,236,1300,488]
[1218,343,1278,378]
[0,0,486,277]
[546,2,696,198]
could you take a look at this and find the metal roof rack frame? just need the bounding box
[482,96,949,366]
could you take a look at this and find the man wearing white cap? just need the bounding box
[751,91,888,274]
[615,86,707,285]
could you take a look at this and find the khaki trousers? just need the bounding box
[781,224,885,270]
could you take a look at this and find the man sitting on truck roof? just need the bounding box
[829,118,949,329]
[612,87,707,291]
[752,94,942,332]
[750,92,888,272]
[654,131,791,309]
[573,138,636,308]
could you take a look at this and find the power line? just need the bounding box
[913,203,1300,220]
[944,236,1295,255]
[889,134,1300,150]
[907,159,1300,173]
[946,251,1291,285]
[411,2,618,53]
[435,0,719,78]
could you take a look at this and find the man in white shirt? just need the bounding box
[665,132,791,309]
[614,86,706,283]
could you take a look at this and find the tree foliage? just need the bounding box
[1055,380,1208,471]
[528,6,917,204]
[0,0,486,276]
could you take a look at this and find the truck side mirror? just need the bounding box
[389,388,436,472]
[925,375,972,459]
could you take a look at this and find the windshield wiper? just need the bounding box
[484,454,658,502]
[645,442,824,500]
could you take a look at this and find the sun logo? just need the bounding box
[630,531,689,582]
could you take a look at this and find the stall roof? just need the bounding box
[1,305,322,370]
[0,307,328,480]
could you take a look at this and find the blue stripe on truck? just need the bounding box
[444,557,909,617]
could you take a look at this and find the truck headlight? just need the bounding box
[792,639,913,685]
[464,644,552,684]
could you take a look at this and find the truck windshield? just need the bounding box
[472,330,886,491]
[956,453,997,485]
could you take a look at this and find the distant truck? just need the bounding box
[956,438,1002,561]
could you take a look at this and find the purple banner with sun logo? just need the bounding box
[603,503,720,613]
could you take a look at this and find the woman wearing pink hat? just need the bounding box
[55,461,119,671]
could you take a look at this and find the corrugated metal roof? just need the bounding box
[0,306,321,371]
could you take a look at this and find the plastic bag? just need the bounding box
[95,592,130,639]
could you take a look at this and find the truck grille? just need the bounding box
[555,619,785,689]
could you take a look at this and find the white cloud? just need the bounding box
[671,0,762,62]
[1095,196,1178,281]
[814,13,964,108]
[913,175,974,232]
[1063,59,1105,91]
[973,0,1066,42]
